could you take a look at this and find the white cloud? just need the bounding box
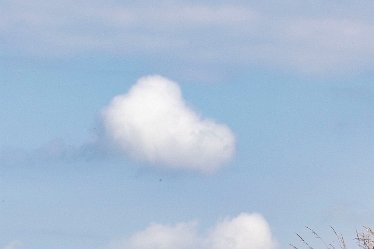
[102,75,235,172]
[112,222,200,249]
[108,213,276,249]
[207,213,275,249]
[2,241,22,249]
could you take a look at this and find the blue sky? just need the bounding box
[1,1,374,249]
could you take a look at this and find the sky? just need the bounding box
[1,0,374,249]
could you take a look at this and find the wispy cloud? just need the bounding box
[0,138,101,167]
[102,75,235,172]
[1,0,374,73]
[107,213,276,249]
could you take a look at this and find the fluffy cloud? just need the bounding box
[207,213,275,249]
[108,213,276,249]
[102,75,235,172]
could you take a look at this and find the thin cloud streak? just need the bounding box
[0,139,102,167]
[1,1,374,73]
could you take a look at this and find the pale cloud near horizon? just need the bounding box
[102,75,235,172]
[108,213,276,249]
[1,241,22,249]
[1,0,374,73]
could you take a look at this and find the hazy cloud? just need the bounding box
[1,1,374,73]
[102,75,235,172]
[108,213,275,249]
[1,241,22,249]
[0,138,101,167]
